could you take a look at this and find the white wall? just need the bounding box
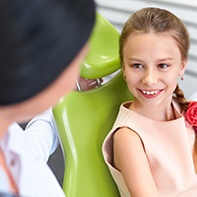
[95,0,197,98]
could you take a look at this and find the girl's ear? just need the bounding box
[179,58,187,76]
[122,63,125,71]
[122,63,126,77]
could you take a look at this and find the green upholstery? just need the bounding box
[53,72,133,197]
[53,13,134,197]
[80,13,120,79]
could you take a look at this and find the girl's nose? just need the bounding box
[142,69,158,85]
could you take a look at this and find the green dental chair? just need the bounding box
[53,13,133,197]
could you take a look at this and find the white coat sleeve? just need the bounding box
[24,108,60,162]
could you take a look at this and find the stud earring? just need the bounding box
[180,75,184,81]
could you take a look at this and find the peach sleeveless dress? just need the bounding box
[102,100,197,197]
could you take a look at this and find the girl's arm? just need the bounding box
[113,127,159,197]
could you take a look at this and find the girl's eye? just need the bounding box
[131,63,143,69]
[158,63,169,69]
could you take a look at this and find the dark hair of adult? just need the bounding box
[0,0,95,105]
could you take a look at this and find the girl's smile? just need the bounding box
[138,89,163,99]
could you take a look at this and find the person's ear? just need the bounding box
[122,62,125,72]
[122,63,126,80]
[179,58,187,76]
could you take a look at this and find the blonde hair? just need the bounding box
[119,7,197,171]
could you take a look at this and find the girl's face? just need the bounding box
[122,33,187,109]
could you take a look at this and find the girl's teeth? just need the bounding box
[142,90,159,95]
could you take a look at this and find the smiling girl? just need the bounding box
[102,7,197,197]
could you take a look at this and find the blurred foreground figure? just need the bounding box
[0,0,95,196]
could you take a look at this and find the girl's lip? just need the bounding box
[139,89,163,98]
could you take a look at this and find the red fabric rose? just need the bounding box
[185,102,197,127]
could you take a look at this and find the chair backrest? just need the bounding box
[80,13,121,79]
[53,13,134,197]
